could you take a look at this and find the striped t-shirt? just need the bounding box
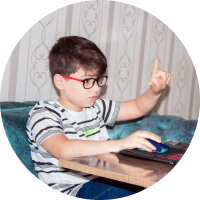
[26,99,121,196]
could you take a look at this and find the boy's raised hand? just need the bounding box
[148,59,171,94]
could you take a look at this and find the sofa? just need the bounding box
[0,101,198,179]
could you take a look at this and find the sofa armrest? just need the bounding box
[1,101,38,178]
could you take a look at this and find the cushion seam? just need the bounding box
[3,121,29,146]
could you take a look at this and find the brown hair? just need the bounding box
[49,36,107,79]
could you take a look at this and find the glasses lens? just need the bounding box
[84,79,94,89]
[98,77,107,87]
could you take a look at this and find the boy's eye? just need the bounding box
[83,79,95,88]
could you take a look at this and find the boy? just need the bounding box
[26,36,171,198]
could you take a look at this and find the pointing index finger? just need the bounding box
[152,59,159,73]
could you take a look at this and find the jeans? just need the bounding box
[76,177,144,199]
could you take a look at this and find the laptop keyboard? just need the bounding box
[156,154,183,161]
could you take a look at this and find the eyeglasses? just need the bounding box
[61,75,108,89]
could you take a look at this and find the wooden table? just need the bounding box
[59,142,189,188]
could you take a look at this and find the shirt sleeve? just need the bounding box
[27,104,65,147]
[95,99,121,127]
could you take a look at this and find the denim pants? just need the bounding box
[76,177,144,199]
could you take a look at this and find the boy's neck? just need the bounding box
[57,98,83,112]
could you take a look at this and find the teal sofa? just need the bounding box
[0,101,197,178]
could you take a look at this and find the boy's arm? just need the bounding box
[41,130,161,159]
[116,59,171,121]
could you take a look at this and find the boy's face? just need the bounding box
[58,68,102,112]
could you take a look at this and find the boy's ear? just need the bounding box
[54,74,65,90]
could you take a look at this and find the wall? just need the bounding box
[0,0,199,120]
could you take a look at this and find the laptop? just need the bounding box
[120,141,188,165]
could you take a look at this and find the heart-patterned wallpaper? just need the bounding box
[1,0,199,120]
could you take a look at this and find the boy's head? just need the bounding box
[49,36,108,111]
[49,36,107,79]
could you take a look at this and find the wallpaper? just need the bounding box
[0,0,199,120]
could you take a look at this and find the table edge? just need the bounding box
[58,159,156,188]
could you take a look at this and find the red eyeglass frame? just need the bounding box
[60,74,107,82]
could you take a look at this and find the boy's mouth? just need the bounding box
[89,96,97,100]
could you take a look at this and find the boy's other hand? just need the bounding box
[119,130,162,152]
[148,59,171,94]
